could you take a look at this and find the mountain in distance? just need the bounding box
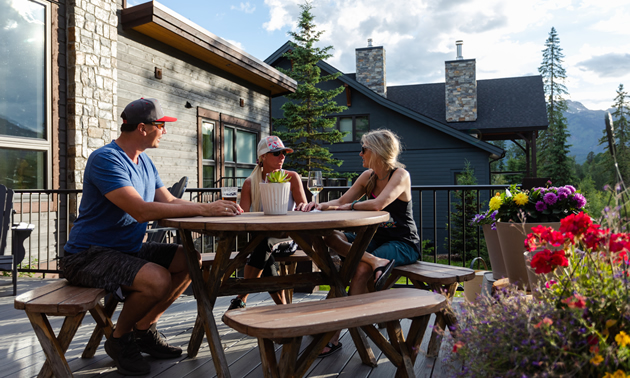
[564,99,612,164]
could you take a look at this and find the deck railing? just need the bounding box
[10,184,511,275]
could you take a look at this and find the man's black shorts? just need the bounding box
[60,242,178,295]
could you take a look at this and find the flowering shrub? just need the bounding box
[448,207,630,377]
[470,209,498,229]
[472,183,587,226]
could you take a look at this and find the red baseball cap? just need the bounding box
[121,98,177,124]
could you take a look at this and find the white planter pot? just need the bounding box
[259,182,291,215]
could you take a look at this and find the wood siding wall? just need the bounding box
[116,17,271,187]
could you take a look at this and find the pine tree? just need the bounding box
[599,84,630,183]
[537,27,575,186]
[272,1,347,176]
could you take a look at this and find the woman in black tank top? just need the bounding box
[298,129,421,356]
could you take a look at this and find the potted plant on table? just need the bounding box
[259,170,292,215]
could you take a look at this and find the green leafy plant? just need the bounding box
[446,189,630,377]
[266,170,290,183]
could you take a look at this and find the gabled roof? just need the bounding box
[265,42,504,157]
[387,76,548,134]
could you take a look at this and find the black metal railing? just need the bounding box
[10,184,511,275]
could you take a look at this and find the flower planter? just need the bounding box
[496,222,560,290]
[259,182,291,215]
[482,224,507,280]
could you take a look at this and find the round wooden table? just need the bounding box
[160,210,390,378]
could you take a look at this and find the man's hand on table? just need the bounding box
[202,200,243,217]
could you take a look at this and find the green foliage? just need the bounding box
[266,170,290,183]
[445,161,487,264]
[538,27,575,186]
[576,175,607,219]
[598,84,630,183]
[272,1,348,176]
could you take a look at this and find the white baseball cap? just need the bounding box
[257,136,294,157]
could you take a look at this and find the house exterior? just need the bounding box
[265,40,548,251]
[0,0,295,260]
[1,0,295,195]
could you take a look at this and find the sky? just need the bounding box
[129,0,630,111]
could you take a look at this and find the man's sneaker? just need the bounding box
[104,331,150,376]
[134,323,182,359]
[227,297,246,311]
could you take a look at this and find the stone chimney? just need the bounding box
[445,40,477,122]
[356,39,387,97]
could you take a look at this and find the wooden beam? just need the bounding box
[344,84,351,107]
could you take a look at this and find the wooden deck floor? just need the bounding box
[0,278,459,378]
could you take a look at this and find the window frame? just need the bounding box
[197,108,261,188]
[0,0,53,190]
[335,114,370,142]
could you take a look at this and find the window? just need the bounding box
[336,115,369,142]
[0,0,51,189]
[198,109,260,188]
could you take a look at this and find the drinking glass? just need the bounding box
[307,171,323,202]
[221,187,238,203]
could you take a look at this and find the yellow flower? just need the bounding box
[591,354,604,366]
[489,195,503,211]
[513,192,529,206]
[615,331,630,347]
[609,371,628,378]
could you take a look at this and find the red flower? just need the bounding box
[452,341,465,353]
[560,212,592,237]
[530,249,567,274]
[562,294,587,309]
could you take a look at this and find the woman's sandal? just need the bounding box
[318,342,342,358]
[373,259,395,291]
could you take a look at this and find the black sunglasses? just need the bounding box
[361,146,369,154]
[272,150,287,157]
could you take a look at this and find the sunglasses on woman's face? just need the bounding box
[361,146,369,154]
[272,150,287,157]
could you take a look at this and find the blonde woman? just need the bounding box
[298,129,421,356]
[227,136,307,310]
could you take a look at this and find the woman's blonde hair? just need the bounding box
[248,162,264,212]
[362,129,405,197]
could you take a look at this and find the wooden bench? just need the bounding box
[222,288,446,378]
[201,250,314,303]
[381,261,475,356]
[14,280,114,378]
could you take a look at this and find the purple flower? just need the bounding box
[556,187,570,200]
[543,192,558,205]
[565,185,576,193]
[573,193,587,208]
[535,201,547,212]
[490,210,497,220]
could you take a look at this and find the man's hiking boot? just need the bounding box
[104,331,150,376]
[228,297,246,311]
[134,323,182,359]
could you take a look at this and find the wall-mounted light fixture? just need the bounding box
[240,98,244,107]
[185,101,192,109]
[155,67,162,79]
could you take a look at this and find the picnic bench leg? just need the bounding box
[406,314,431,365]
[26,311,81,378]
[293,332,336,377]
[182,230,233,378]
[258,338,279,378]
[427,282,458,357]
[278,336,301,377]
[82,297,118,358]
[386,321,415,378]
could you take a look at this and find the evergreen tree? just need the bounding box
[272,1,347,176]
[599,84,630,183]
[537,27,575,186]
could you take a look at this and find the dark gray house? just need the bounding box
[265,40,548,251]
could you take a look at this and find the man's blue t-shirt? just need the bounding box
[64,141,164,254]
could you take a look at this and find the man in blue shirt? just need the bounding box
[61,98,243,376]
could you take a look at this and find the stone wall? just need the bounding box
[445,59,477,122]
[66,0,118,189]
[356,46,387,97]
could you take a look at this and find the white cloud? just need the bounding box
[231,2,256,14]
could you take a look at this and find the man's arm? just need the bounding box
[105,186,243,223]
